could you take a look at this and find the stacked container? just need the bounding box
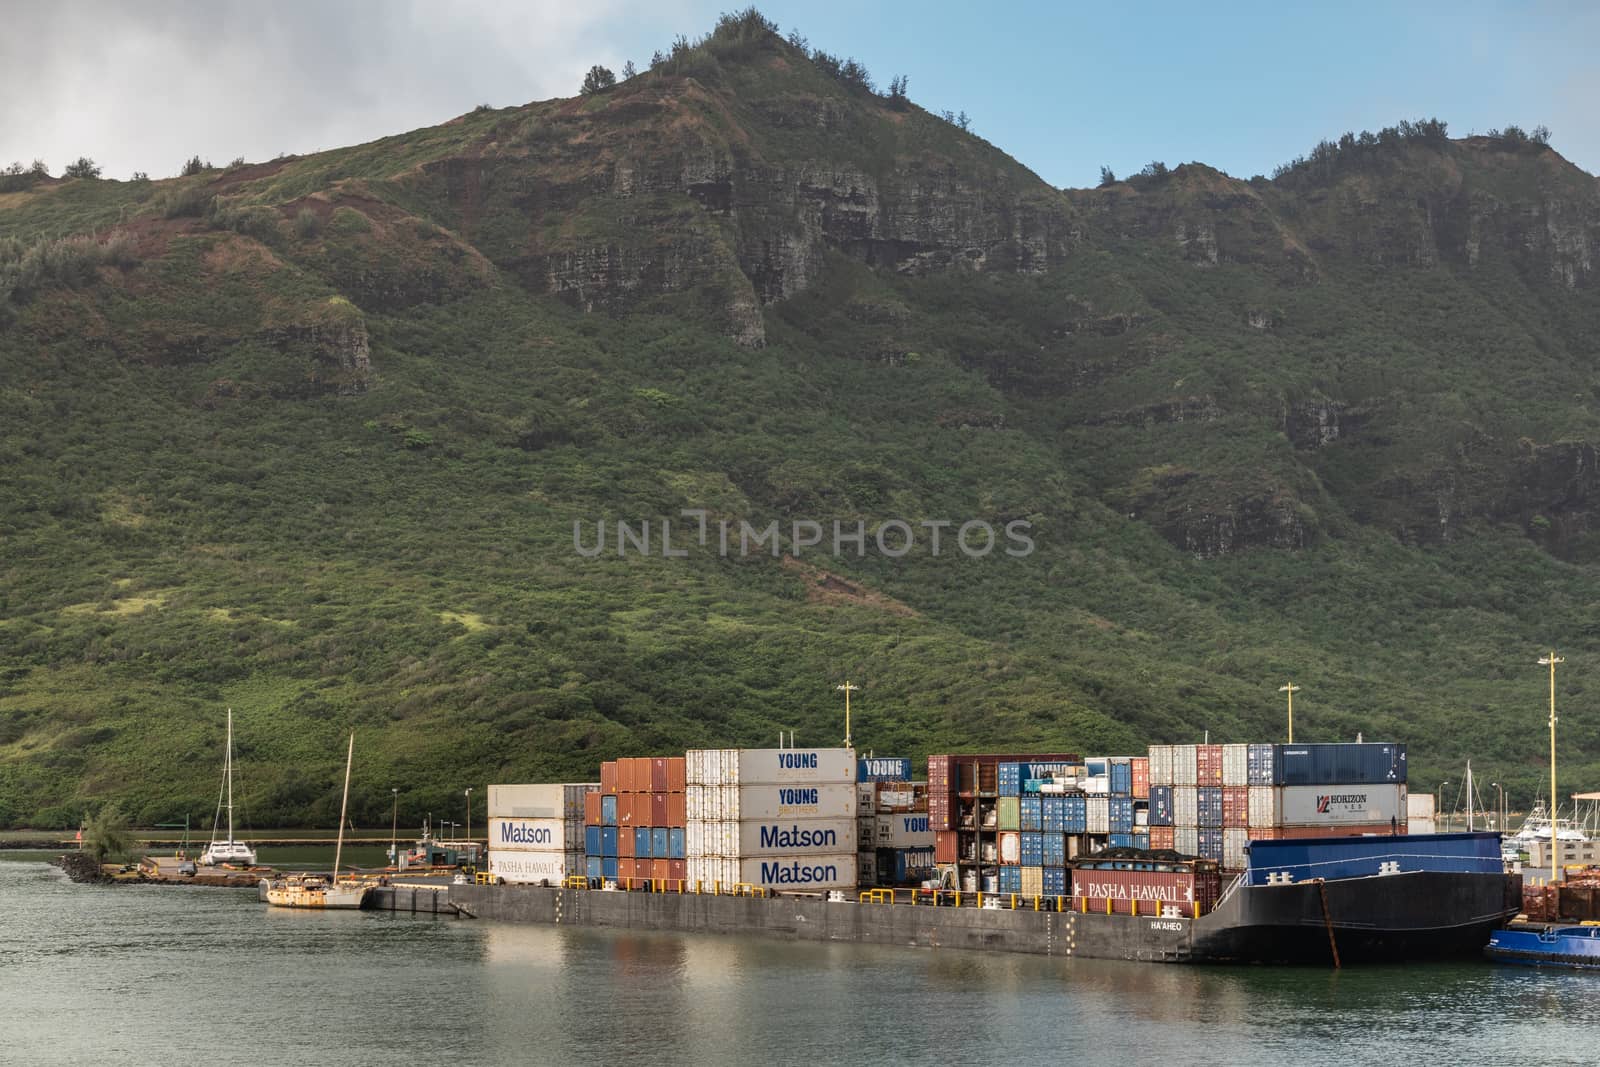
[929,753,1080,894]
[685,748,858,891]
[488,783,599,884]
[584,756,686,887]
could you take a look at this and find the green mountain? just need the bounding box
[3,15,1598,829]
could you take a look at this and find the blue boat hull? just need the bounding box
[1485,924,1600,970]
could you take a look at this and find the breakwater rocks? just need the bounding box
[52,853,110,883]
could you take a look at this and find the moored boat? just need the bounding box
[264,731,370,911]
[200,709,256,867]
[1486,924,1600,969]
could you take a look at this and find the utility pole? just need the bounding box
[835,681,859,749]
[1278,683,1301,743]
[1539,651,1563,885]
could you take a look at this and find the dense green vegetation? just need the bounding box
[2,14,1598,832]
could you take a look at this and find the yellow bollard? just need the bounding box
[1132,898,1139,917]
[1105,895,1112,915]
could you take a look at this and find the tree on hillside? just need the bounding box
[956,110,971,132]
[580,65,617,95]
[1098,165,1117,187]
[83,804,131,862]
[621,60,637,80]
[887,74,909,110]
[63,157,101,179]
[180,155,209,177]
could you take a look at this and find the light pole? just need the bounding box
[465,788,473,851]
[1278,683,1301,743]
[835,681,860,749]
[1438,782,1450,832]
[1539,651,1563,885]
[1491,782,1503,832]
[389,788,399,865]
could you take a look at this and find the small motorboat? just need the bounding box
[1486,924,1600,969]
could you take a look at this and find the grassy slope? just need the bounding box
[3,30,1599,829]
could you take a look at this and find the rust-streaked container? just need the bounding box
[666,792,686,827]
[1196,744,1223,785]
[600,761,619,794]
[651,858,671,881]
[651,792,668,826]
[1222,786,1249,828]
[1131,757,1150,799]
[935,830,959,864]
[1071,862,1220,915]
[651,757,669,792]
[584,792,603,826]
[929,755,953,829]
[1149,826,1176,851]
[978,762,998,795]
[667,756,687,793]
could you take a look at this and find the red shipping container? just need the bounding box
[618,829,635,858]
[669,859,687,883]
[616,858,636,885]
[667,757,686,793]
[617,758,635,794]
[651,758,669,792]
[1149,826,1176,851]
[1247,827,1282,841]
[650,858,670,882]
[600,761,619,794]
[651,793,668,826]
[929,791,952,831]
[1132,757,1150,799]
[1222,786,1249,828]
[935,830,959,864]
[666,793,686,827]
[584,792,603,826]
[1071,864,1219,915]
[1272,823,1404,840]
[1196,745,1223,785]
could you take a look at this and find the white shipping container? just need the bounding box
[1175,826,1199,857]
[488,849,584,883]
[737,818,857,855]
[1173,745,1198,787]
[739,853,857,890]
[487,816,584,853]
[1083,778,1110,795]
[1086,796,1110,834]
[1248,785,1279,828]
[875,812,934,848]
[999,833,1021,864]
[1223,828,1249,870]
[685,748,857,786]
[1407,791,1436,820]
[715,784,857,821]
[1174,786,1198,827]
[1278,784,1406,827]
[857,784,877,814]
[1148,745,1174,787]
[487,783,597,820]
[1221,744,1249,787]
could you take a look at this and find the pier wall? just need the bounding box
[447,884,1195,962]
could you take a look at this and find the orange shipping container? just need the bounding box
[584,792,602,826]
[935,830,959,864]
[666,793,686,827]
[667,757,687,793]
[1131,757,1150,799]
[1149,826,1176,851]
[618,827,635,857]
[651,858,670,882]
[600,761,619,794]
[669,859,687,883]
[617,758,635,794]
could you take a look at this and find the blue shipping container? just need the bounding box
[602,794,618,826]
[1020,795,1043,832]
[1041,795,1065,832]
[669,828,686,859]
[586,856,603,881]
[1043,867,1068,896]
[998,762,1022,797]
[1245,832,1498,885]
[1149,785,1174,826]
[1197,786,1223,828]
[1197,828,1224,861]
[1246,744,1275,786]
[1133,831,1150,850]
[1110,796,1136,832]
[1274,743,1407,786]
[651,828,669,857]
[1064,795,1088,835]
[998,866,1023,893]
[858,757,913,781]
[1110,758,1133,796]
[602,856,618,881]
[893,848,936,882]
[1043,832,1067,867]
[635,827,652,858]
[1020,832,1044,866]
[1108,832,1135,849]
[601,827,618,858]
[584,826,602,855]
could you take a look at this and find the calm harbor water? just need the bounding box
[2,854,1596,1065]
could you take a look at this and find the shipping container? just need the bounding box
[669,858,686,882]
[1021,866,1043,897]
[1221,744,1249,787]
[1134,803,1149,828]
[618,758,637,794]
[1064,795,1088,835]
[1109,758,1133,797]
[1264,822,1407,841]
[934,830,959,864]
[585,855,603,881]
[1109,796,1135,833]
[1149,826,1176,851]
[617,793,638,826]
[1108,833,1135,849]
[1043,833,1066,867]
[668,793,687,826]
[685,783,857,821]
[978,763,998,794]
[1273,743,1407,786]
[488,849,585,884]
[1020,832,1044,866]
[1196,745,1223,786]
[618,823,635,857]
[1175,826,1199,856]
[998,831,1021,865]
[1173,744,1198,787]
[1276,784,1406,827]
[487,783,598,820]
[1086,796,1110,835]
[729,818,857,855]
[669,827,685,859]
[1407,792,1436,821]
[584,792,602,826]
[647,793,664,826]
[1149,786,1174,826]
[1043,866,1068,896]
[998,762,1022,796]
[1222,786,1249,828]
[1173,786,1198,827]
[685,748,858,786]
[858,757,913,781]
[1133,831,1150,850]
[874,813,934,848]
[1071,859,1220,915]
[584,825,602,855]
[1020,795,1043,832]
[1247,784,1279,828]
[601,794,617,826]
[650,757,669,793]
[1222,827,1249,870]
[736,854,857,890]
[634,827,652,858]
[488,816,584,853]
[600,761,619,795]
[1131,757,1150,799]
[1197,827,1223,862]
[1148,745,1174,787]
[649,858,669,882]
[1246,743,1274,785]
[997,796,1020,831]
[1197,786,1223,828]
[649,827,668,857]
[600,826,618,857]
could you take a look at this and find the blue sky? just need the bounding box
[4,1,1596,184]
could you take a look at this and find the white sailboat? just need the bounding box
[263,731,369,909]
[200,709,257,867]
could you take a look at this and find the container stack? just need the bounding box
[583,756,686,887]
[1149,742,1408,870]
[929,753,1080,894]
[855,757,934,886]
[685,747,858,891]
[487,783,599,884]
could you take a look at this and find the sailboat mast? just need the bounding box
[225,708,235,842]
[1466,760,1474,833]
[333,732,354,883]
